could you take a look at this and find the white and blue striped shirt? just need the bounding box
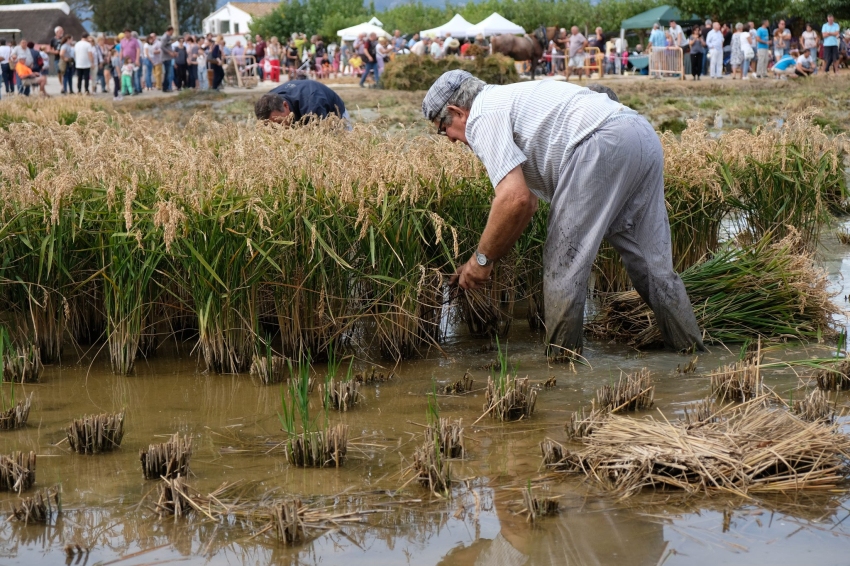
[465,80,634,202]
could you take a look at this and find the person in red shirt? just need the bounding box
[15,60,48,96]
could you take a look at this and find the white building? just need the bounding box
[202,2,278,44]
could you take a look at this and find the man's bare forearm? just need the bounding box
[477,166,538,261]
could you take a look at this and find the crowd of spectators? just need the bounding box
[0,15,846,99]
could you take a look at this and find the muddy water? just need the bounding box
[1,235,850,565]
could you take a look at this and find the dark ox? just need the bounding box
[491,26,558,78]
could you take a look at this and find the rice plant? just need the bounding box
[482,338,537,422]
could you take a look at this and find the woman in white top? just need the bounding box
[801,23,819,68]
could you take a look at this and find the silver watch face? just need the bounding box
[476,252,487,266]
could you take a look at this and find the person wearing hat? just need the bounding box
[422,70,703,355]
[254,79,349,127]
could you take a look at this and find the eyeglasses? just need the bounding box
[436,116,447,136]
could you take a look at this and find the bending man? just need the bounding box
[254,79,349,126]
[423,71,703,354]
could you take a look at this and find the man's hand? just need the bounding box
[449,255,493,290]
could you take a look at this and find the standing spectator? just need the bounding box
[553,29,567,74]
[142,34,153,90]
[161,26,175,92]
[801,24,819,72]
[286,39,299,77]
[773,20,790,62]
[688,27,705,80]
[0,40,12,94]
[187,36,199,89]
[149,33,162,90]
[391,30,404,52]
[255,35,266,81]
[822,14,840,75]
[92,35,106,93]
[444,33,460,56]
[407,33,420,50]
[232,39,245,73]
[59,35,74,94]
[359,32,379,88]
[74,32,93,94]
[119,30,141,93]
[566,26,588,81]
[755,20,770,78]
[730,23,744,79]
[266,36,281,82]
[376,36,391,76]
[174,37,187,90]
[588,27,606,77]
[110,47,122,100]
[99,36,113,95]
[668,20,685,48]
[48,26,64,76]
[739,24,754,79]
[649,24,666,49]
[120,57,135,95]
[410,36,427,57]
[706,22,724,78]
[210,35,225,91]
[197,38,208,90]
[430,37,444,59]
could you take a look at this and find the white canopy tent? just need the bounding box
[420,14,474,39]
[465,13,525,37]
[367,16,383,27]
[337,22,391,42]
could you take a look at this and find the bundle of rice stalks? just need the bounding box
[381,53,517,91]
[1,345,42,384]
[321,379,361,411]
[284,425,349,468]
[66,412,125,454]
[0,452,36,493]
[452,264,517,338]
[596,368,654,412]
[272,499,305,545]
[540,439,570,471]
[155,475,192,517]
[521,484,559,523]
[425,417,465,459]
[140,433,193,480]
[10,486,60,524]
[589,233,838,347]
[483,375,537,422]
[681,398,719,427]
[710,360,762,402]
[565,406,607,440]
[0,392,33,430]
[250,354,288,385]
[409,440,452,495]
[543,400,850,497]
[792,389,834,423]
[441,372,473,395]
[814,359,850,391]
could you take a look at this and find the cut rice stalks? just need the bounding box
[681,398,720,427]
[272,499,305,545]
[0,392,32,430]
[441,372,474,395]
[521,482,559,523]
[1,345,42,384]
[66,412,125,454]
[140,433,193,480]
[596,368,654,412]
[408,440,452,495]
[565,406,607,441]
[792,389,834,423]
[483,375,537,422]
[10,486,60,524]
[250,354,288,385]
[155,475,193,518]
[814,359,850,391]
[542,397,850,497]
[710,359,763,402]
[284,425,349,468]
[0,452,36,493]
[320,379,361,412]
[426,417,465,459]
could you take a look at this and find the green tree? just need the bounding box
[669,0,788,22]
[90,0,216,35]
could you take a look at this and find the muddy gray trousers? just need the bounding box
[543,113,704,353]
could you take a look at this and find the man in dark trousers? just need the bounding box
[254,80,349,127]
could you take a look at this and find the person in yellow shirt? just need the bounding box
[15,60,48,96]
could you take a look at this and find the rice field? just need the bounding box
[0,90,849,565]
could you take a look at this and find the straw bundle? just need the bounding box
[0,393,32,430]
[483,375,537,421]
[321,379,361,411]
[792,389,834,423]
[441,372,473,395]
[250,354,288,385]
[272,499,305,545]
[140,433,193,480]
[814,359,850,391]
[543,401,850,497]
[596,368,654,412]
[710,360,762,402]
[0,452,36,493]
[410,440,451,494]
[521,487,559,523]
[155,475,192,517]
[66,412,125,454]
[285,424,348,468]
[426,417,465,459]
[11,486,60,524]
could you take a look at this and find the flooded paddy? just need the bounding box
[0,234,848,566]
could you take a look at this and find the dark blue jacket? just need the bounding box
[269,80,346,122]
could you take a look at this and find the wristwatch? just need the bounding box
[475,250,492,267]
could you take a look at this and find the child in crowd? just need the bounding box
[346,54,362,76]
[121,57,136,96]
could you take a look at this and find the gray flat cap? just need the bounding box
[422,70,473,121]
